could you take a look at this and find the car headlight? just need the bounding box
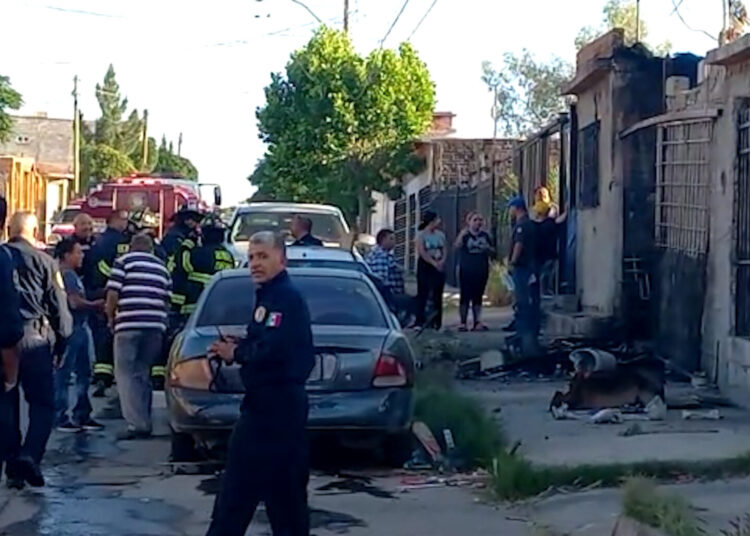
[168,358,213,390]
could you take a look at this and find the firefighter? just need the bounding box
[180,215,234,317]
[89,210,130,398]
[164,208,202,315]
[150,215,233,390]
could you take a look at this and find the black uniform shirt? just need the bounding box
[6,238,72,340]
[0,245,23,349]
[511,215,537,270]
[292,233,323,247]
[234,270,315,408]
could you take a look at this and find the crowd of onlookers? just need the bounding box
[365,185,564,348]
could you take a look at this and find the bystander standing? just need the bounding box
[105,233,171,441]
[54,238,105,433]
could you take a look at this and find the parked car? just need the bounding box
[227,202,374,260]
[165,267,416,464]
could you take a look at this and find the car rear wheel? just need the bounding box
[170,429,202,463]
[383,432,413,468]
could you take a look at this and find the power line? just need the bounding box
[380,0,411,47]
[407,0,438,40]
[670,0,717,41]
[289,0,322,24]
[45,5,122,18]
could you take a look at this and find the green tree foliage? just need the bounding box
[81,65,197,187]
[482,52,574,137]
[80,143,135,184]
[0,75,22,143]
[575,0,672,54]
[153,136,198,180]
[254,27,435,223]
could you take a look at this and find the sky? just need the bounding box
[0,0,725,205]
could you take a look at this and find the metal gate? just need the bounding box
[736,104,750,336]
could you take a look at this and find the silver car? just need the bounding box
[165,267,416,464]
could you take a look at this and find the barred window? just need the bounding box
[578,121,600,208]
[655,120,712,257]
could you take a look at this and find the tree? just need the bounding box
[80,143,136,184]
[0,75,22,143]
[575,0,671,54]
[153,136,198,180]
[255,27,435,225]
[482,51,573,137]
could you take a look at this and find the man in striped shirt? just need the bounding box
[105,233,171,440]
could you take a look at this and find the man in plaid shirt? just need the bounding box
[366,229,405,295]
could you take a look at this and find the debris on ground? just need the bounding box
[590,408,624,424]
[550,356,665,411]
[397,471,489,493]
[570,348,617,374]
[681,409,722,420]
[411,421,443,463]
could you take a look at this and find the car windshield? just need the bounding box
[54,208,80,224]
[230,211,347,243]
[197,274,386,328]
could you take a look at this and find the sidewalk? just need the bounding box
[461,378,750,467]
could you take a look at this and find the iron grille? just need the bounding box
[655,119,712,257]
[736,104,750,336]
[408,194,417,273]
[394,198,406,266]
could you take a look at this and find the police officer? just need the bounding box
[164,208,202,314]
[0,196,24,485]
[290,215,323,246]
[207,231,314,536]
[4,211,72,489]
[89,210,129,397]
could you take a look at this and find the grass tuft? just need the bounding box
[622,478,704,536]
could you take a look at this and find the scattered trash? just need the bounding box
[620,423,644,437]
[645,396,667,421]
[551,402,571,420]
[442,429,456,452]
[570,348,617,375]
[590,408,623,424]
[398,472,489,493]
[550,357,665,411]
[411,421,443,463]
[691,371,709,388]
[682,409,722,421]
[403,449,433,471]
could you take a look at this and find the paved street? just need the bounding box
[0,393,527,536]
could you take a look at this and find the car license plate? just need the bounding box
[308,353,337,382]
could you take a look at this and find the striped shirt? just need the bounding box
[106,251,172,333]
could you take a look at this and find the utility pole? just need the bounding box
[177,132,183,156]
[72,75,81,195]
[141,109,149,170]
[635,0,641,42]
[344,0,349,32]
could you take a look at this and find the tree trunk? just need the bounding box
[357,186,371,234]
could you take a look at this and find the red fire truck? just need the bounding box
[47,174,221,246]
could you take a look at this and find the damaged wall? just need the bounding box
[701,40,750,390]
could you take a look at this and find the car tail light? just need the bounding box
[373,354,408,388]
[169,358,213,390]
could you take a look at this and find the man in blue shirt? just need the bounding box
[54,238,105,433]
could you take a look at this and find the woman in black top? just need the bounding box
[455,212,493,331]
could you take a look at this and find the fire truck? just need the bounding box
[47,174,221,246]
